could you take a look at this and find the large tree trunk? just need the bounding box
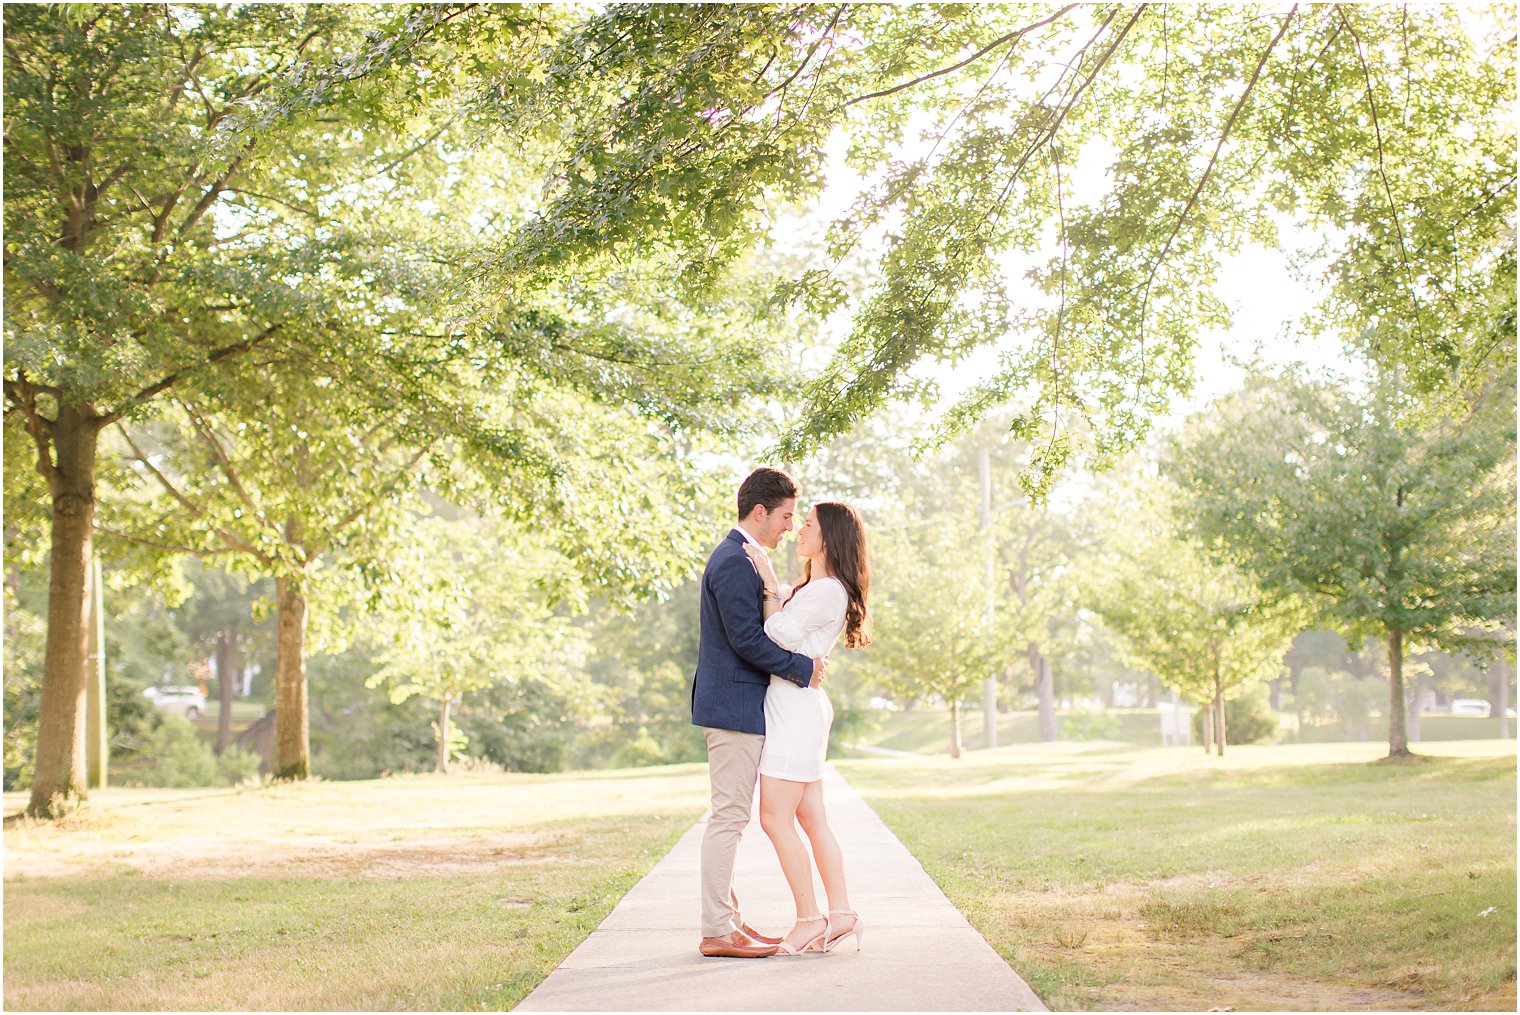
[273,575,310,780]
[1029,643,1057,742]
[215,623,239,754]
[948,699,962,759]
[28,405,101,818]
[1387,626,1409,757]
[436,697,452,774]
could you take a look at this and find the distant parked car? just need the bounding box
[144,685,205,720]
[1449,698,1492,716]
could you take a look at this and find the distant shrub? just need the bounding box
[1330,672,1378,740]
[592,719,705,769]
[117,716,260,787]
[216,745,264,786]
[613,726,672,768]
[1060,708,1122,741]
[469,715,570,773]
[449,754,507,776]
[829,702,883,755]
[1191,686,1279,745]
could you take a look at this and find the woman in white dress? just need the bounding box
[742,501,871,956]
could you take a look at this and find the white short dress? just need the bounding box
[757,577,848,783]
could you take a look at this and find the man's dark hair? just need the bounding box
[736,467,798,521]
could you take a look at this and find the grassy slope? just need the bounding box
[838,740,1517,1011]
[3,767,709,1011]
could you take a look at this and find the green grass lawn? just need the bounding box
[838,740,1517,1011]
[842,707,1160,753]
[3,766,710,1011]
[7,742,1513,1011]
[845,707,1512,755]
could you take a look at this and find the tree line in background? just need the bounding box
[7,361,1513,787]
[4,5,1514,815]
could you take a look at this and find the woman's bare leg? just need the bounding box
[759,775,825,950]
[796,778,854,935]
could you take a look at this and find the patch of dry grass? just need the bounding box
[4,766,710,1010]
[839,740,1517,1011]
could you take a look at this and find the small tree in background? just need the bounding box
[1167,368,1517,759]
[1089,482,1300,756]
[365,511,580,775]
[864,518,999,759]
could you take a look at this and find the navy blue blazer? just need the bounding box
[690,530,813,735]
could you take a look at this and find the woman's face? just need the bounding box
[797,509,825,561]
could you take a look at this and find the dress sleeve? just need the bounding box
[764,581,848,653]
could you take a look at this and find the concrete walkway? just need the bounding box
[516,765,1046,1012]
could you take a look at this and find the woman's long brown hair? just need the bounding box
[787,501,872,649]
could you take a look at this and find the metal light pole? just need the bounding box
[86,553,108,789]
[979,448,998,749]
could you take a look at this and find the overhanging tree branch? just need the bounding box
[114,421,208,518]
[842,4,1080,108]
[93,523,237,557]
[1335,4,1427,347]
[319,445,432,552]
[10,370,61,495]
[1133,5,1299,388]
[176,396,269,531]
[114,421,268,560]
[103,324,285,426]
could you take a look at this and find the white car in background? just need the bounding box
[1449,698,1492,716]
[144,685,206,720]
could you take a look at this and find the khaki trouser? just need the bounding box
[700,726,764,937]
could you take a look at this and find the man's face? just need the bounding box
[753,498,798,549]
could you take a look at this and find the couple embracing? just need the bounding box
[691,467,872,959]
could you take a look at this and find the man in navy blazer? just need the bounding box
[691,467,825,958]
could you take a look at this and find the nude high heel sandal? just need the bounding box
[774,914,829,956]
[824,910,863,952]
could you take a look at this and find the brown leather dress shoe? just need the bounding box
[699,931,778,958]
[740,923,783,946]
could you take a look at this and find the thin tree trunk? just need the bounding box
[1409,672,1428,744]
[436,697,452,774]
[1202,704,1214,755]
[29,405,101,818]
[215,623,238,754]
[86,553,107,789]
[273,575,309,780]
[1497,650,1511,740]
[1214,680,1226,758]
[1387,626,1409,757]
[1030,643,1057,742]
[948,699,962,759]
